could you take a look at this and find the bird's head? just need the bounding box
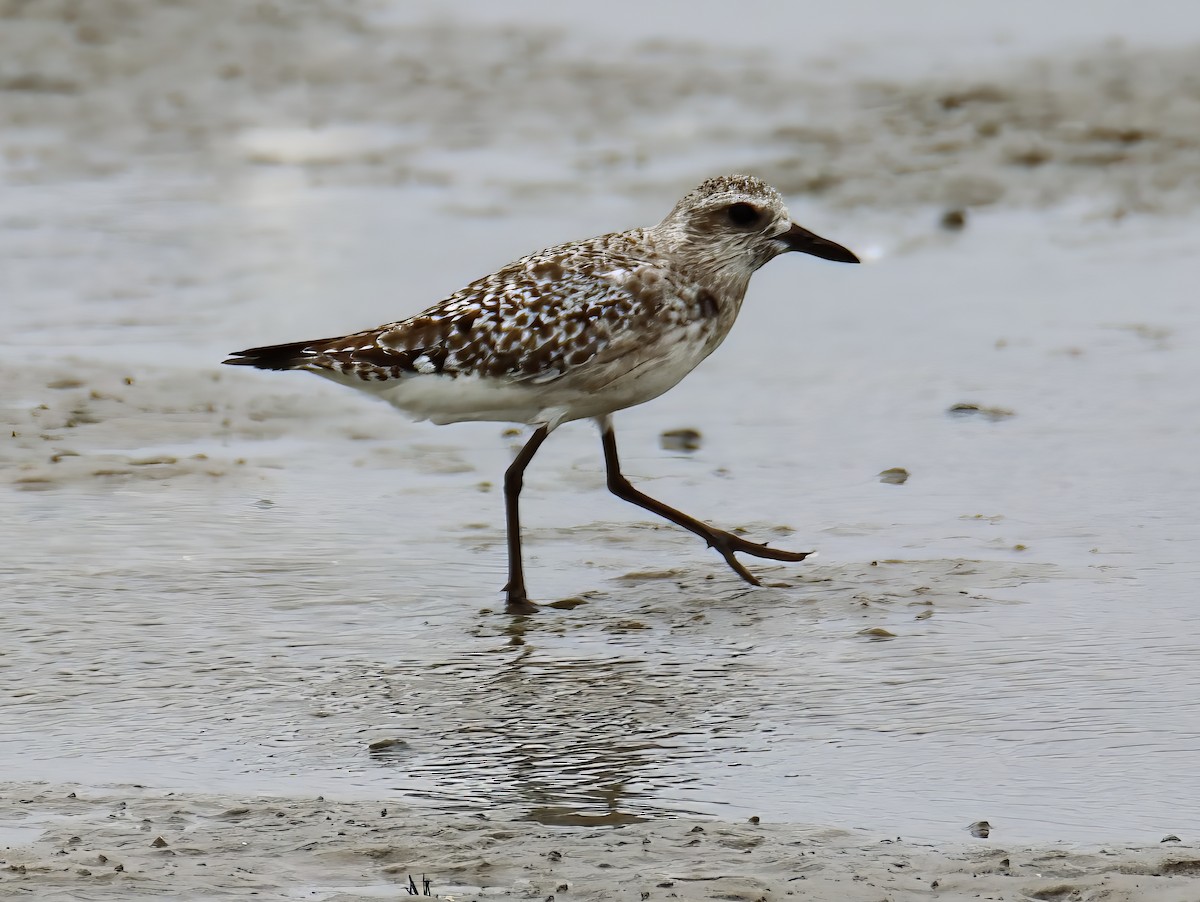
[655,174,858,292]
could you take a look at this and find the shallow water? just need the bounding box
[3,0,1200,847]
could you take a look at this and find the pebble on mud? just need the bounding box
[857,627,897,640]
[546,597,587,610]
[367,738,410,755]
[878,467,909,484]
[940,208,968,231]
[948,403,1015,421]
[660,428,702,452]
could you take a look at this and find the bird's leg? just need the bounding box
[599,420,811,586]
[503,425,551,613]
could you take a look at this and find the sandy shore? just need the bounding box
[2,784,1197,900]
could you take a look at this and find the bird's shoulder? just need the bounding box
[435,228,672,320]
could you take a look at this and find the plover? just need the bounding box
[225,175,859,611]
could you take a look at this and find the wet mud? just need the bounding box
[4,785,1200,900]
[2,1,1199,214]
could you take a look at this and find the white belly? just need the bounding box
[315,321,719,429]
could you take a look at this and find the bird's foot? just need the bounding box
[706,530,813,586]
[503,582,540,615]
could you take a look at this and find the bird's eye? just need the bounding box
[726,202,761,227]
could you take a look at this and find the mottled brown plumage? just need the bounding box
[225,175,859,610]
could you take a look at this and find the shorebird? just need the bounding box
[225,175,859,611]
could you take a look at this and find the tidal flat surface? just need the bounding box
[3,0,1200,857]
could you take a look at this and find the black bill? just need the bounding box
[779,223,860,264]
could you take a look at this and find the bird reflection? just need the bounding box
[370,603,712,825]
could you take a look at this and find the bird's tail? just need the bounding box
[222,338,334,371]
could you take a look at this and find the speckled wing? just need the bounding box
[227,231,698,387]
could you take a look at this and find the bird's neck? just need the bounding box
[644,226,753,296]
